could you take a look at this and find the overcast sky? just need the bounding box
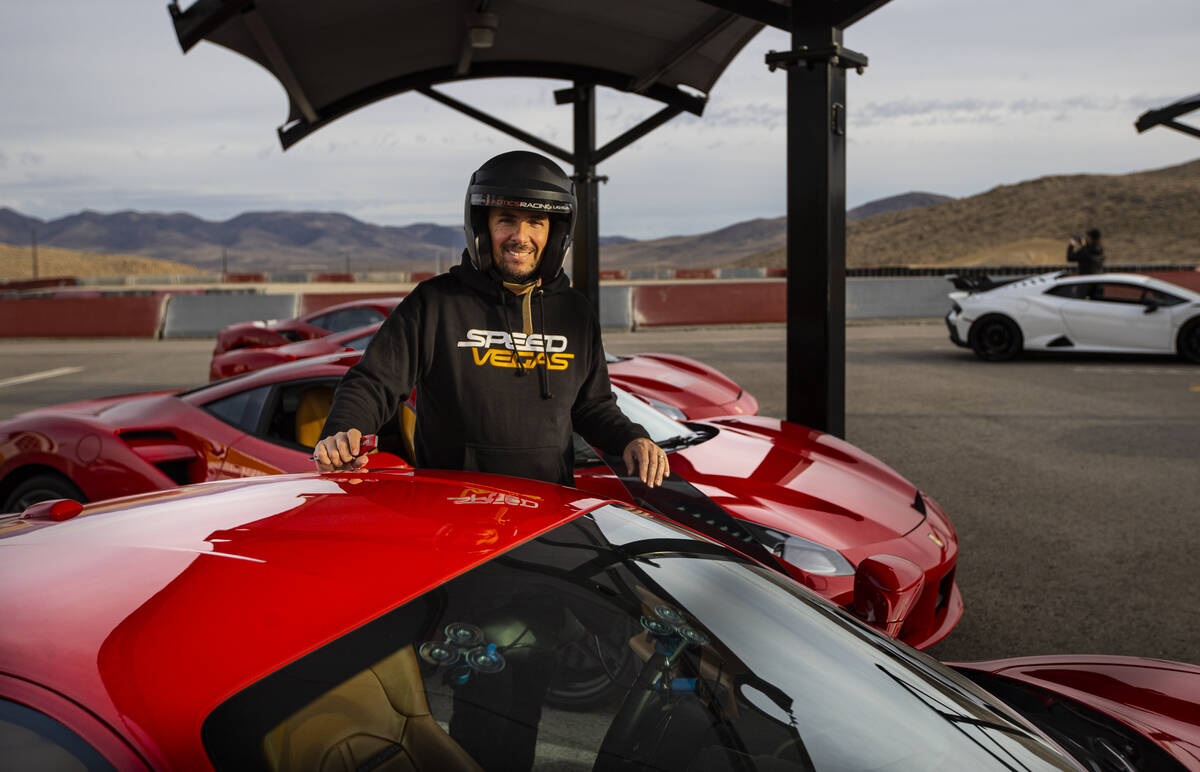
[2,0,1198,239]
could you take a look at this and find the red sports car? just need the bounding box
[0,352,957,649]
[212,318,758,419]
[2,472,1197,770]
[211,296,404,355]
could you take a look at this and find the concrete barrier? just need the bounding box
[161,293,299,338]
[299,292,408,316]
[847,277,953,319]
[632,282,785,327]
[0,295,167,338]
[717,267,767,279]
[599,285,632,330]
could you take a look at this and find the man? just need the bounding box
[1066,228,1105,275]
[314,150,668,488]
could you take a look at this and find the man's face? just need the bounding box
[488,207,549,283]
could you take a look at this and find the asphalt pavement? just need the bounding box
[2,324,1197,666]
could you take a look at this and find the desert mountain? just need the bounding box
[599,191,954,269]
[0,210,467,273]
[0,189,948,274]
[4,158,1195,273]
[741,158,1200,268]
[0,242,201,281]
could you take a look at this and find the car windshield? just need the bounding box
[612,385,702,445]
[204,504,1077,771]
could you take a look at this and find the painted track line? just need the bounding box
[0,366,85,390]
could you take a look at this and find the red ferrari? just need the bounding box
[0,352,956,649]
[211,296,404,356]
[2,472,1197,770]
[211,319,758,419]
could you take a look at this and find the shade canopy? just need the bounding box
[171,0,772,148]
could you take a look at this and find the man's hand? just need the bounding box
[623,437,670,488]
[313,429,370,472]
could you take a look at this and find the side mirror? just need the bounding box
[1144,300,1160,314]
[852,555,924,638]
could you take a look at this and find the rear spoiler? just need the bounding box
[946,274,1029,293]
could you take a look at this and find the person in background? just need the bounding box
[1067,228,1105,275]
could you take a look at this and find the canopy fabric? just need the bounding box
[172,0,766,148]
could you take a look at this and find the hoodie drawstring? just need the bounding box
[537,288,552,399]
[497,282,552,399]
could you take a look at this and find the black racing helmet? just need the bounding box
[464,151,577,282]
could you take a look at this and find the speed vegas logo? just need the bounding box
[457,328,575,371]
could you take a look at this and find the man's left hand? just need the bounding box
[623,437,670,488]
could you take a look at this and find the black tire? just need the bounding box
[1177,318,1200,364]
[969,314,1023,362]
[3,473,86,514]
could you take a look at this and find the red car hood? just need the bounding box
[608,353,750,416]
[16,390,182,420]
[672,415,926,549]
[956,655,1200,768]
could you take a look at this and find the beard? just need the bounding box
[495,260,538,283]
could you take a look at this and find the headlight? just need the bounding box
[735,518,855,576]
[641,396,688,422]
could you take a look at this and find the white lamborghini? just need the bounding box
[945,271,1200,362]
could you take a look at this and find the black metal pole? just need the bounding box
[785,23,847,436]
[571,82,600,316]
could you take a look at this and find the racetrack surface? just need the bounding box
[2,323,1197,667]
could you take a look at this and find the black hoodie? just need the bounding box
[320,253,648,486]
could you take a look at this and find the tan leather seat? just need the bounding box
[295,386,334,448]
[262,646,482,772]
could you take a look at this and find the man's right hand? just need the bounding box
[314,429,370,472]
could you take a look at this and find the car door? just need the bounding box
[1058,282,1174,350]
[219,377,345,477]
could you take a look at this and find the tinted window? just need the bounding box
[1147,288,1185,307]
[259,379,340,450]
[204,505,1076,771]
[612,386,701,444]
[344,333,374,351]
[308,307,385,334]
[0,699,114,771]
[1046,283,1091,299]
[203,385,271,433]
[1092,283,1146,303]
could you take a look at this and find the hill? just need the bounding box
[601,191,953,269]
[0,243,202,281]
[740,158,1200,268]
[0,189,950,274]
[0,209,467,274]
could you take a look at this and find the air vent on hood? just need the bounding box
[118,430,202,486]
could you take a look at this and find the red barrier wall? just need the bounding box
[312,273,355,283]
[632,282,785,327]
[0,296,166,337]
[674,268,716,279]
[1145,269,1200,293]
[299,292,409,316]
[222,272,266,283]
